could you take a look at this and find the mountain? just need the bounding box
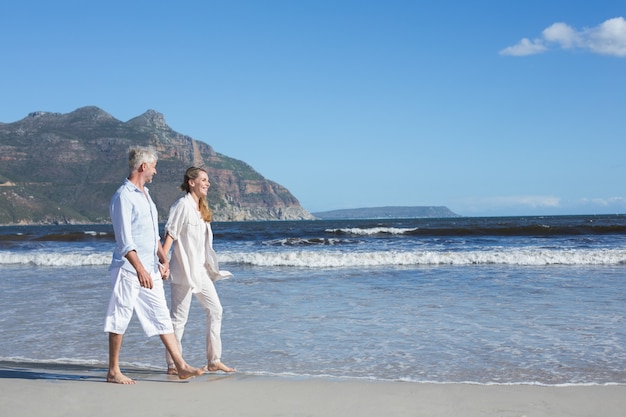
[313,206,459,220]
[0,106,315,224]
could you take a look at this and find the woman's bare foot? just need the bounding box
[166,367,178,375]
[207,361,236,373]
[176,365,207,380]
[107,371,135,384]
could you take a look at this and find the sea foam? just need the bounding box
[1,247,625,267]
[220,247,626,267]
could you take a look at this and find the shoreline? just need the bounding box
[2,359,623,387]
[1,363,625,417]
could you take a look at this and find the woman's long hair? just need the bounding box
[181,166,212,222]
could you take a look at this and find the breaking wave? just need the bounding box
[220,247,626,268]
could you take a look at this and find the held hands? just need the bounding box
[159,261,170,280]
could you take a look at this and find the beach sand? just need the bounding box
[1,364,624,417]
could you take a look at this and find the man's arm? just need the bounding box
[110,192,136,260]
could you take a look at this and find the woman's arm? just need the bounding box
[162,232,175,255]
[158,233,175,280]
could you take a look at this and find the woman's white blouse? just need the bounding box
[165,193,232,292]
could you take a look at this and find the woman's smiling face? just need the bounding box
[189,170,210,198]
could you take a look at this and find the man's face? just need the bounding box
[143,161,157,183]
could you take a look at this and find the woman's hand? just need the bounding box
[159,262,170,280]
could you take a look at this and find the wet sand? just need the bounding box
[0,363,624,417]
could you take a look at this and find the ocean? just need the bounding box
[1,215,625,385]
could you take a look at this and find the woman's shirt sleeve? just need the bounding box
[165,198,186,241]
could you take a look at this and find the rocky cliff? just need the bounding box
[0,106,315,224]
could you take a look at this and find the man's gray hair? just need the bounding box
[128,146,158,170]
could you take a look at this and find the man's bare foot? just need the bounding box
[166,367,178,375]
[176,365,207,380]
[107,371,136,384]
[207,361,236,373]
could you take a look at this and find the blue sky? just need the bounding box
[2,1,625,216]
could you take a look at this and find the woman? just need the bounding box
[163,166,235,373]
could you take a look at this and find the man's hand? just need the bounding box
[137,268,154,289]
[124,250,154,289]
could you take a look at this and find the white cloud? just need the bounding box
[500,17,626,57]
[542,22,581,48]
[580,197,626,207]
[586,17,626,56]
[499,38,547,56]
[493,195,561,208]
[454,195,561,214]
[454,195,626,216]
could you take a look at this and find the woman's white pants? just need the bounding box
[166,278,223,368]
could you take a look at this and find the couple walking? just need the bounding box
[104,146,235,384]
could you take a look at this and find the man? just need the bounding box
[104,146,205,384]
